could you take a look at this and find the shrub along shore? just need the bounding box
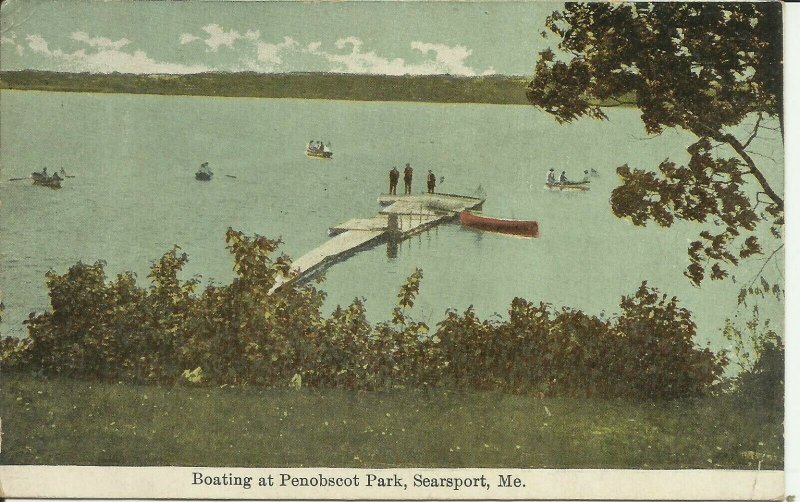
[2,229,726,399]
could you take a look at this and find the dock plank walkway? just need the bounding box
[270,192,484,293]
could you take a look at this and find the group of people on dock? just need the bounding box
[389,163,436,195]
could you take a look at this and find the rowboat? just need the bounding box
[544,181,590,191]
[459,211,539,238]
[195,162,213,181]
[31,172,62,189]
[306,148,333,159]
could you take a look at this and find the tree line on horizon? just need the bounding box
[0,71,535,104]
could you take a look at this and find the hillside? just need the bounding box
[0,71,533,104]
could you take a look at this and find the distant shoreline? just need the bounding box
[0,71,532,105]
[0,71,635,107]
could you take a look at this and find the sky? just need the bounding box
[0,0,558,76]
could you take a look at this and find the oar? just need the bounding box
[9,177,30,181]
[225,174,237,179]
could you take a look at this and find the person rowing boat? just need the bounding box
[306,140,333,159]
[30,167,63,189]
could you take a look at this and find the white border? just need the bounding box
[0,466,786,500]
[2,2,796,501]
[783,1,798,498]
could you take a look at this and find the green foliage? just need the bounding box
[528,3,784,287]
[723,308,784,410]
[1,373,783,468]
[613,283,726,399]
[1,232,725,399]
[391,267,423,324]
[435,286,725,399]
[0,71,533,105]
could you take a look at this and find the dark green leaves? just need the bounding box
[530,2,784,288]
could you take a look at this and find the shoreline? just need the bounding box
[0,71,635,107]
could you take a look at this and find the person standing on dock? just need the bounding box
[427,170,436,193]
[389,166,399,195]
[403,163,413,195]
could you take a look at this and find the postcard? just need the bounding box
[0,0,790,499]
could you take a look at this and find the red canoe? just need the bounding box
[459,211,539,238]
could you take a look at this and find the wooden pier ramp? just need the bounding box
[270,192,484,293]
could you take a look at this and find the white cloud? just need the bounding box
[200,24,241,51]
[1,32,25,56]
[335,36,362,51]
[180,33,200,45]
[181,25,299,70]
[306,37,493,76]
[26,34,50,54]
[71,31,131,51]
[306,36,409,74]
[256,36,298,65]
[176,24,491,75]
[19,27,493,76]
[410,41,490,76]
[25,33,209,74]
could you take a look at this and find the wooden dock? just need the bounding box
[270,192,484,292]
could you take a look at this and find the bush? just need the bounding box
[724,309,784,410]
[611,283,727,399]
[1,230,727,399]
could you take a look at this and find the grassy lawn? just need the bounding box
[0,373,781,468]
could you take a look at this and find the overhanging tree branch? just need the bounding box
[529,2,784,289]
[720,132,783,211]
[688,118,783,212]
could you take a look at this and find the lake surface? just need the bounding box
[0,90,784,356]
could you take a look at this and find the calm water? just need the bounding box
[0,90,783,354]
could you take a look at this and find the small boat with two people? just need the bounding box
[544,169,590,192]
[306,140,333,159]
[195,162,213,181]
[31,167,63,189]
[460,210,539,238]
